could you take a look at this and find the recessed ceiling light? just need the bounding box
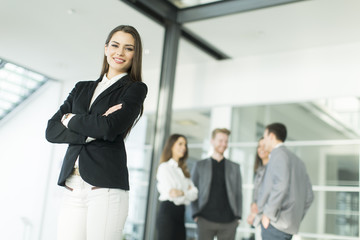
[144,49,150,55]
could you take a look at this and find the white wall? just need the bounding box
[144,41,360,112]
[0,81,62,240]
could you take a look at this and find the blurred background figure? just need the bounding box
[247,137,270,240]
[156,134,198,240]
[258,123,314,240]
[191,128,242,240]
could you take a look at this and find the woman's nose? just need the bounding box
[116,48,124,56]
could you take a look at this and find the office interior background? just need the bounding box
[0,0,359,239]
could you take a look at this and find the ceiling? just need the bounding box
[1,0,359,83]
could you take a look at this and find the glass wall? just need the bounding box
[162,100,360,240]
[122,98,360,239]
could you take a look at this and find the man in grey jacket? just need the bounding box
[191,128,242,240]
[257,123,314,240]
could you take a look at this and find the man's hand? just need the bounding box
[103,104,122,116]
[261,215,270,229]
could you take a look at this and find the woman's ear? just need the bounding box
[104,44,108,56]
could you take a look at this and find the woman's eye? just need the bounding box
[111,44,119,48]
[126,48,134,51]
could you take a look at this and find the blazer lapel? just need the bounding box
[204,158,212,186]
[87,78,101,111]
[89,75,130,112]
[224,159,232,187]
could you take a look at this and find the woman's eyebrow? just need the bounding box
[110,41,134,47]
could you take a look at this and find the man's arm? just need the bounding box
[263,151,290,222]
[303,171,314,219]
[236,163,243,219]
[191,162,200,219]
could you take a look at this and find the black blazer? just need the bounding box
[45,75,147,190]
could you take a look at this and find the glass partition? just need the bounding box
[164,100,360,240]
[229,143,359,240]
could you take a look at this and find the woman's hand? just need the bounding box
[247,213,256,225]
[251,202,259,214]
[247,202,259,225]
[103,104,122,116]
[169,188,184,198]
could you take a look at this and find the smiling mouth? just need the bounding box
[113,58,125,64]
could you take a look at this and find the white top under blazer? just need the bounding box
[157,159,198,205]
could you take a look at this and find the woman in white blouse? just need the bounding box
[156,134,198,240]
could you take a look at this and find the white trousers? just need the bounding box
[57,175,129,240]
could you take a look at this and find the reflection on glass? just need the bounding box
[326,192,359,237]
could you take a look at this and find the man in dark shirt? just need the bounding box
[191,128,242,240]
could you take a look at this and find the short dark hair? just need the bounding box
[266,123,287,142]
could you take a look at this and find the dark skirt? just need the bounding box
[156,200,186,240]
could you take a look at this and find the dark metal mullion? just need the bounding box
[181,27,230,60]
[120,0,177,24]
[120,0,229,60]
[143,20,181,240]
[177,0,306,23]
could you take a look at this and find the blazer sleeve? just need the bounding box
[263,151,290,222]
[45,83,87,144]
[190,162,200,218]
[236,163,243,219]
[67,82,147,142]
[303,171,314,219]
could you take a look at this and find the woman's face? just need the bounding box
[104,31,135,78]
[257,139,269,160]
[171,137,187,161]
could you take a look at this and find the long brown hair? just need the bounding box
[254,137,264,173]
[100,25,144,137]
[160,134,190,178]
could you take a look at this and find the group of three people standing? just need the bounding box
[46,24,313,240]
[156,123,314,240]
